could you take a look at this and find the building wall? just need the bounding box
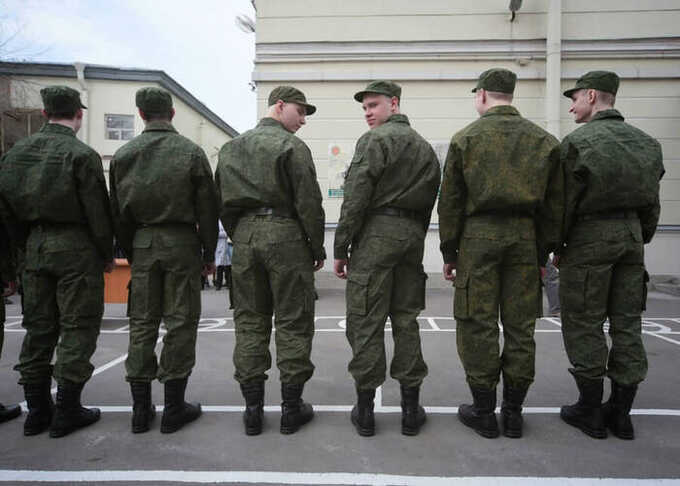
[8,75,232,178]
[253,0,680,276]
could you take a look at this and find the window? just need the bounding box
[105,114,134,140]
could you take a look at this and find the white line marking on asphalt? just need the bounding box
[427,318,440,330]
[544,317,562,327]
[77,405,680,416]
[1,470,680,485]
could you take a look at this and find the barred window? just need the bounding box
[105,114,134,140]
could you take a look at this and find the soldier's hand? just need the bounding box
[443,263,456,281]
[103,261,116,273]
[2,281,16,297]
[202,262,217,276]
[334,259,348,279]
[313,259,325,272]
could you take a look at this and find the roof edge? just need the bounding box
[0,61,239,137]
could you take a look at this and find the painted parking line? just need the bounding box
[1,470,679,485]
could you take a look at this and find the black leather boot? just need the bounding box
[602,380,637,440]
[458,386,499,438]
[400,385,426,436]
[160,378,202,434]
[49,380,100,438]
[23,381,53,435]
[560,377,607,439]
[240,381,264,436]
[351,388,375,437]
[130,382,156,434]
[501,386,528,438]
[280,383,313,434]
[0,402,21,424]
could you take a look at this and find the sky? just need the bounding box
[1,0,257,133]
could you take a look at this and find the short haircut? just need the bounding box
[141,109,172,121]
[45,107,78,120]
[486,91,514,103]
[597,90,616,107]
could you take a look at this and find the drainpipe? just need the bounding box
[545,0,561,138]
[74,62,89,143]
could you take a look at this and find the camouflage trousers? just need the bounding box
[346,216,428,391]
[126,226,202,383]
[15,226,104,385]
[231,216,316,385]
[559,219,648,386]
[453,216,541,391]
[1,300,4,357]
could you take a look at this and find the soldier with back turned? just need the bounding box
[216,86,325,436]
[438,68,563,439]
[557,71,665,440]
[109,87,218,434]
[0,86,114,438]
[334,80,441,437]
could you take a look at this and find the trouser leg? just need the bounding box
[232,242,273,384]
[15,270,59,384]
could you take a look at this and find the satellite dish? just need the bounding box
[235,14,255,33]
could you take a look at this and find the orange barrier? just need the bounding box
[104,258,130,303]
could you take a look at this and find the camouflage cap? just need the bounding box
[40,85,87,113]
[472,68,517,94]
[268,85,316,115]
[353,80,401,103]
[135,87,173,114]
[563,70,620,98]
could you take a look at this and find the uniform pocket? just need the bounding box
[347,271,370,316]
[453,271,469,319]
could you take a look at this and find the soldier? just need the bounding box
[0,86,114,437]
[0,220,21,424]
[216,86,325,436]
[557,71,664,440]
[334,80,441,437]
[438,69,563,439]
[109,87,218,434]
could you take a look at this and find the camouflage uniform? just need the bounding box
[216,117,325,386]
[335,113,440,391]
[109,101,218,385]
[0,220,21,422]
[0,121,113,387]
[559,109,664,386]
[438,104,562,392]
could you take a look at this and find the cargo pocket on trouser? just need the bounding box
[642,270,650,312]
[347,271,370,316]
[453,271,469,320]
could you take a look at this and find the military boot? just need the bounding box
[49,380,101,438]
[23,381,53,435]
[458,387,499,438]
[501,386,528,438]
[351,388,375,437]
[602,381,637,440]
[280,383,313,434]
[160,378,202,434]
[240,381,264,436]
[0,402,21,424]
[400,385,426,436]
[560,377,607,439]
[130,382,156,434]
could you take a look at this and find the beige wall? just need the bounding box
[254,0,680,276]
[9,75,232,178]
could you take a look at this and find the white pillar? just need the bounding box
[545,0,562,138]
[73,62,89,144]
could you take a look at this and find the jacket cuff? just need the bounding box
[313,246,327,261]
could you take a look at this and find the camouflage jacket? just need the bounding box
[0,123,113,262]
[216,117,326,261]
[438,105,563,264]
[560,109,664,244]
[334,114,441,260]
[109,121,218,263]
